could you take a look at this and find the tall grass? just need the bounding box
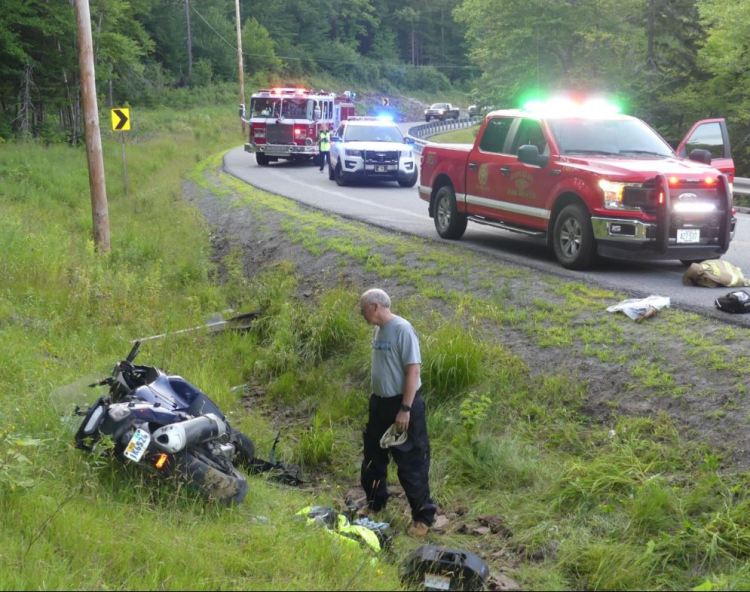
[0,108,400,590]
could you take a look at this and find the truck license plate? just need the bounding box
[423,573,451,590]
[376,165,386,172]
[123,428,150,462]
[676,228,700,243]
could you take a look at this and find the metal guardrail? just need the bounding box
[734,177,750,195]
[407,117,481,152]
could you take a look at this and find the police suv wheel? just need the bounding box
[552,204,596,270]
[335,163,348,186]
[398,172,418,188]
[433,185,467,239]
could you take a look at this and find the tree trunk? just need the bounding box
[18,64,33,138]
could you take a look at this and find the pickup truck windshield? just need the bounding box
[548,118,674,158]
[344,126,403,143]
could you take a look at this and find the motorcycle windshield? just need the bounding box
[137,372,225,419]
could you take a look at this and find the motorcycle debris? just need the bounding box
[134,310,260,343]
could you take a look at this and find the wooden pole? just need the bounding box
[74,0,110,253]
[235,0,245,133]
[185,0,193,81]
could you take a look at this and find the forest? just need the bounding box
[1,0,749,173]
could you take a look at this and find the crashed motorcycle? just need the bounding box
[74,341,254,505]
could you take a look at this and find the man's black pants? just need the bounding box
[319,151,329,170]
[361,392,436,525]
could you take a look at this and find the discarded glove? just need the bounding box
[606,295,670,322]
[380,423,408,449]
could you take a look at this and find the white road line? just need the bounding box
[268,169,424,220]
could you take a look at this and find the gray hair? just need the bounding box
[360,288,391,309]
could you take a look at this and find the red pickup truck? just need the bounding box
[418,101,736,269]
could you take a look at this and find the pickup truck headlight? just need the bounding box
[346,149,363,157]
[599,179,632,209]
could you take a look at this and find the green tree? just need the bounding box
[242,17,281,75]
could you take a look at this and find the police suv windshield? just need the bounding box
[344,124,403,143]
[547,117,674,158]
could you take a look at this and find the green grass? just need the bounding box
[4,101,750,590]
[429,125,480,144]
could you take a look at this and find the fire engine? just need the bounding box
[240,87,355,166]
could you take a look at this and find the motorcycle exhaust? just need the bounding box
[152,414,227,453]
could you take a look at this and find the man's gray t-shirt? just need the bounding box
[371,315,422,397]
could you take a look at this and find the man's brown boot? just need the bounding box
[407,521,429,537]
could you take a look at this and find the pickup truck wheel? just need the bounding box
[256,152,269,166]
[335,163,348,186]
[425,116,431,122]
[553,204,596,269]
[434,186,467,239]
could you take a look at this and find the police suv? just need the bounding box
[328,117,418,187]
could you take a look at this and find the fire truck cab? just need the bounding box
[242,87,355,166]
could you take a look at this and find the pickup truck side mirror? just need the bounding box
[517,144,548,168]
[688,148,712,165]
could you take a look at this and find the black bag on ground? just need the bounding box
[715,290,750,314]
[401,545,489,591]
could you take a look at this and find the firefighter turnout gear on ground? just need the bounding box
[683,259,750,288]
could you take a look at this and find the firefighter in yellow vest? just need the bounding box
[318,124,331,172]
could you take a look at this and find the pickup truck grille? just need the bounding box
[364,150,398,164]
[266,123,293,144]
[668,185,728,244]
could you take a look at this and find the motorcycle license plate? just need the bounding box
[123,428,151,462]
[423,573,451,590]
[677,228,700,243]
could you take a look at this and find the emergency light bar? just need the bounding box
[522,95,623,117]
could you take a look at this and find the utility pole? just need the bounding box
[74,0,111,253]
[185,0,193,81]
[235,0,245,133]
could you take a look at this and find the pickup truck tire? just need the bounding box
[425,116,431,122]
[256,152,269,166]
[434,186,467,239]
[552,204,596,269]
[335,163,348,186]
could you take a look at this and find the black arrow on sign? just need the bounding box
[113,109,129,130]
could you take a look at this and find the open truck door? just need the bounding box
[676,118,734,181]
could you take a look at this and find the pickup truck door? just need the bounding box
[466,117,553,231]
[465,116,519,222]
[675,118,734,180]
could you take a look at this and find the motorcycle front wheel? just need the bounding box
[176,449,248,505]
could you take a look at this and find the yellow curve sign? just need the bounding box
[111,108,131,131]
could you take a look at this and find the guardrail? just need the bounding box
[734,177,750,195]
[407,117,480,152]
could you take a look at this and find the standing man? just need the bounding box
[318,124,331,172]
[359,288,437,537]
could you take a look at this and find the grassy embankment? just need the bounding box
[3,103,750,590]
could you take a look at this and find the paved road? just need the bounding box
[223,145,750,327]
